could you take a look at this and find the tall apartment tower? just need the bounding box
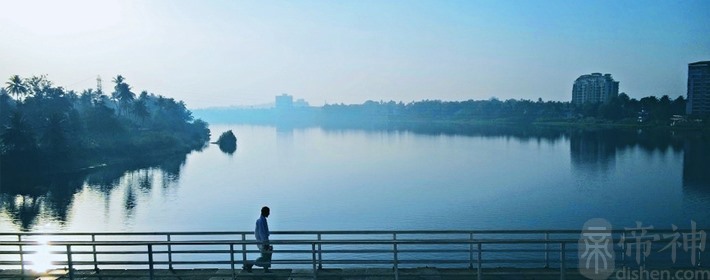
[571,73,619,104]
[687,61,710,115]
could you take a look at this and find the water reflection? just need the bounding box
[570,130,617,173]
[0,187,79,230]
[320,122,567,144]
[0,153,188,230]
[218,141,237,154]
[564,129,710,227]
[138,169,154,191]
[683,134,710,190]
[682,135,710,223]
[568,129,689,175]
[124,185,137,218]
[0,195,43,230]
[2,125,710,231]
[276,124,295,136]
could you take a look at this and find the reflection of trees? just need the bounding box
[43,176,85,223]
[0,173,84,230]
[0,152,189,229]
[157,154,186,183]
[84,167,124,192]
[683,134,710,190]
[570,129,686,174]
[138,169,154,192]
[570,130,617,173]
[321,123,567,145]
[124,184,137,218]
[218,141,237,154]
[1,195,43,230]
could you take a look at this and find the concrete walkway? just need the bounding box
[1,268,588,280]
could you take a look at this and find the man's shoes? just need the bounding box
[264,268,272,273]
[242,264,253,273]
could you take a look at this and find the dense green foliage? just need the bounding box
[320,93,692,125]
[1,75,210,179]
[216,130,237,144]
[196,93,704,128]
[215,130,237,154]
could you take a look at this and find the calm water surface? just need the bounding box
[1,124,709,232]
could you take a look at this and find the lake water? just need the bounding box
[1,124,709,233]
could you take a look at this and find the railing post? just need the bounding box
[559,242,566,280]
[469,233,474,269]
[544,232,549,268]
[230,244,236,280]
[167,234,173,270]
[317,233,323,269]
[620,232,626,267]
[67,245,74,280]
[393,233,399,280]
[148,244,154,280]
[312,243,318,280]
[477,243,482,280]
[92,234,98,271]
[241,234,247,266]
[642,242,647,267]
[17,235,24,277]
[0,230,634,279]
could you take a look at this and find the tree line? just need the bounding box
[1,74,210,181]
[320,93,694,125]
[195,93,701,129]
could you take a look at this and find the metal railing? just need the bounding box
[0,229,706,279]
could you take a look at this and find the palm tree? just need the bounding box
[139,90,149,100]
[40,113,68,158]
[132,99,150,125]
[112,75,135,116]
[111,75,125,87]
[5,75,28,100]
[24,75,50,97]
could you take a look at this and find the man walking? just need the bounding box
[243,206,272,273]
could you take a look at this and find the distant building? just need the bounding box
[571,73,619,104]
[275,94,293,109]
[294,98,310,108]
[687,61,710,115]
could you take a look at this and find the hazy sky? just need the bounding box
[1,0,709,109]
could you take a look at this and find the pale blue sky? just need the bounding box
[1,0,708,108]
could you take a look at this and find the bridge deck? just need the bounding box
[1,268,589,280]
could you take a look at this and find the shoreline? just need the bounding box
[209,118,710,132]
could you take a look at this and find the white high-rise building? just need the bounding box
[572,73,619,104]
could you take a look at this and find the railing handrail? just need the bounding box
[2,229,706,280]
[0,238,588,247]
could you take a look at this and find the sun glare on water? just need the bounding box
[26,235,55,273]
[25,223,63,273]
